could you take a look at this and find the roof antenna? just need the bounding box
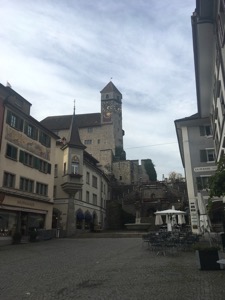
[73,99,75,115]
[110,77,113,81]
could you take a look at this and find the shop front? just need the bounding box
[0,192,52,239]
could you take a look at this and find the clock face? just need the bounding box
[102,101,121,113]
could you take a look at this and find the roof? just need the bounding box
[41,113,101,131]
[68,114,86,149]
[100,81,122,96]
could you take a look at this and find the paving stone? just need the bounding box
[0,238,225,300]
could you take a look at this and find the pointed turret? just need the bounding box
[67,102,86,149]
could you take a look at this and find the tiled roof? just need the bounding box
[41,113,101,131]
[100,81,122,96]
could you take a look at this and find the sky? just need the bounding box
[0,0,197,180]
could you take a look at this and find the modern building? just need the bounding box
[175,0,225,233]
[0,83,58,239]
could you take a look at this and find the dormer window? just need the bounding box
[106,94,109,99]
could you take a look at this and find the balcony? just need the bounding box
[61,173,83,194]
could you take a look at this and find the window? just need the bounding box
[6,144,17,160]
[71,155,79,174]
[19,151,51,173]
[63,163,66,175]
[97,139,100,144]
[36,182,48,196]
[92,175,97,188]
[3,172,15,188]
[86,191,90,203]
[71,163,79,174]
[86,172,90,184]
[20,177,34,193]
[84,140,92,145]
[24,122,38,140]
[93,194,97,205]
[87,127,93,133]
[199,125,212,137]
[196,176,211,191]
[39,131,51,147]
[6,110,23,131]
[200,149,215,162]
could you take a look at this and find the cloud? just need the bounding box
[0,0,197,178]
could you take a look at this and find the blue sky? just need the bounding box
[0,0,197,180]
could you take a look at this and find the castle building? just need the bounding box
[41,81,125,174]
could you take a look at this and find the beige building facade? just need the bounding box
[0,83,58,239]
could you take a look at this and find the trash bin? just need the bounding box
[221,233,225,251]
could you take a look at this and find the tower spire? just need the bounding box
[73,99,75,115]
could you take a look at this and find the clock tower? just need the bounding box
[100,81,124,154]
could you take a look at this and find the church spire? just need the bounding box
[67,100,86,149]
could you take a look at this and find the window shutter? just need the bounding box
[34,157,40,170]
[34,127,38,140]
[18,118,24,131]
[12,147,17,159]
[19,150,24,163]
[47,164,51,174]
[200,150,207,162]
[6,111,12,124]
[199,126,205,136]
[24,122,28,135]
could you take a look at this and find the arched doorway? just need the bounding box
[84,210,92,230]
[76,209,84,229]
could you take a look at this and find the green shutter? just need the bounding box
[48,164,51,174]
[200,150,207,162]
[6,111,12,124]
[34,157,40,170]
[12,147,17,160]
[24,122,28,135]
[19,150,24,163]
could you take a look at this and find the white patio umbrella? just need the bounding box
[155,213,163,226]
[178,214,186,225]
[155,208,186,232]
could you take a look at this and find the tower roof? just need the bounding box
[100,81,122,96]
[68,114,86,149]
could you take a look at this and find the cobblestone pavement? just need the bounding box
[1,238,225,300]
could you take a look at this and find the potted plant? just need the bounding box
[193,242,221,270]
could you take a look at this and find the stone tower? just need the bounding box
[100,81,124,153]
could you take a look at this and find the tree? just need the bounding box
[208,155,225,232]
[209,155,225,198]
[144,159,157,181]
[168,171,183,182]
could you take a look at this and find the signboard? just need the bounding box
[194,166,217,172]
